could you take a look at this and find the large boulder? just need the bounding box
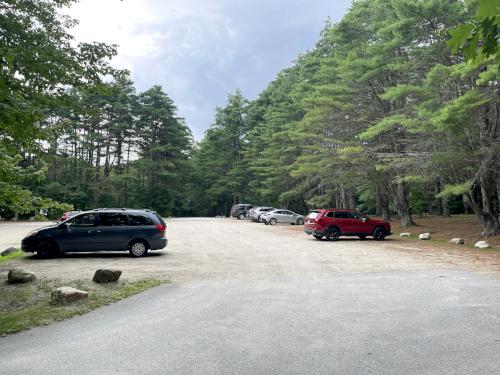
[1,247,17,256]
[7,268,36,284]
[449,238,464,245]
[400,232,412,238]
[419,233,431,240]
[474,241,490,249]
[93,269,122,283]
[51,286,88,304]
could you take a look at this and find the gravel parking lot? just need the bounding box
[1,218,500,282]
[2,218,500,374]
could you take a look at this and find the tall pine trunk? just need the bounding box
[393,180,415,227]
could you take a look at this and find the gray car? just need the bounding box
[249,206,276,222]
[262,209,304,225]
[21,208,167,258]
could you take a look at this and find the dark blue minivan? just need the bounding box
[21,209,167,258]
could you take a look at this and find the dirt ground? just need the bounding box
[385,214,500,247]
[1,217,499,283]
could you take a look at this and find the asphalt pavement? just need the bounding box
[1,269,500,374]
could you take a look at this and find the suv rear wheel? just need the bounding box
[373,227,386,241]
[237,213,245,220]
[325,227,340,241]
[128,240,148,257]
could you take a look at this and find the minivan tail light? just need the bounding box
[156,224,166,232]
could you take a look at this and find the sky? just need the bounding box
[66,0,351,139]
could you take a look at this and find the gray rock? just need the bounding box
[93,269,122,283]
[474,241,490,249]
[51,286,88,304]
[400,232,411,238]
[419,233,431,240]
[449,238,464,245]
[7,268,36,284]
[1,247,17,256]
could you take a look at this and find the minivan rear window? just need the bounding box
[128,213,154,226]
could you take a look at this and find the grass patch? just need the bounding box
[0,277,164,336]
[0,250,25,263]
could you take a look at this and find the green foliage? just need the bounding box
[448,0,500,67]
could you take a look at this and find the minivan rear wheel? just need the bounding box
[128,240,148,257]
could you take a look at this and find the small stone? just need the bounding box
[7,268,36,284]
[1,247,17,256]
[419,233,431,240]
[449,238,464,245]
[474,241,490,249]
[400,232,411,238]
[51,286,88,305]
[93,269,122,283]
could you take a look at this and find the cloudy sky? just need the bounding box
[66,0,351,139]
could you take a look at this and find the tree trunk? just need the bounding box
[479,167,500,236]
[439,177,450,217]
[375,183,391,221]
[393,180,415,227]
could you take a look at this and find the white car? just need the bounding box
[263,209,304,225]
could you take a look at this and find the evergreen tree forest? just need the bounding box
[1,0,499,236]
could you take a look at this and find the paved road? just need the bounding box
[1,219,500,374]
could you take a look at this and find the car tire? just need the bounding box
[296,218,304,225]
[313,235,323,240]
[359,235,367,240]
[373,227,386,241]
[238,213,245,220]
[258,216,264,223]
[128,240,149,257]
[269,218,277,225]
[36,241,59,259]
[325,227,340,241]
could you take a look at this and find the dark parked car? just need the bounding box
[22,208,167,258]
[231,204,254,220]
[304,209,391,240]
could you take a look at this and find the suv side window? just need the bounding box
[128,213,154,226]
[99,213,128,226]
[325,211,335,218]
[348,211,360,219]
[334,211,349,219]
[68,213,96,227]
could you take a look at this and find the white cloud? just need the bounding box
[64,0,352,139]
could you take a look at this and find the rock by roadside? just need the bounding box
[400,232,411,238]
[93,269,122,283]
[449,238,464,245]
[474,241,490,249]
[51,286,88,304]
[7,268,36,283]
[419,233,431,240]
[1,247,18,256]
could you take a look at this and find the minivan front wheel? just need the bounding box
[128,240,148,257]
[238,213,245,220]
[36,241,59,259]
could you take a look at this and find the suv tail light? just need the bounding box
[155,224,166,232]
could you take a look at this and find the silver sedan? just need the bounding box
[263,210,304,225]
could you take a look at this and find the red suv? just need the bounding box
[304,209,391,241]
